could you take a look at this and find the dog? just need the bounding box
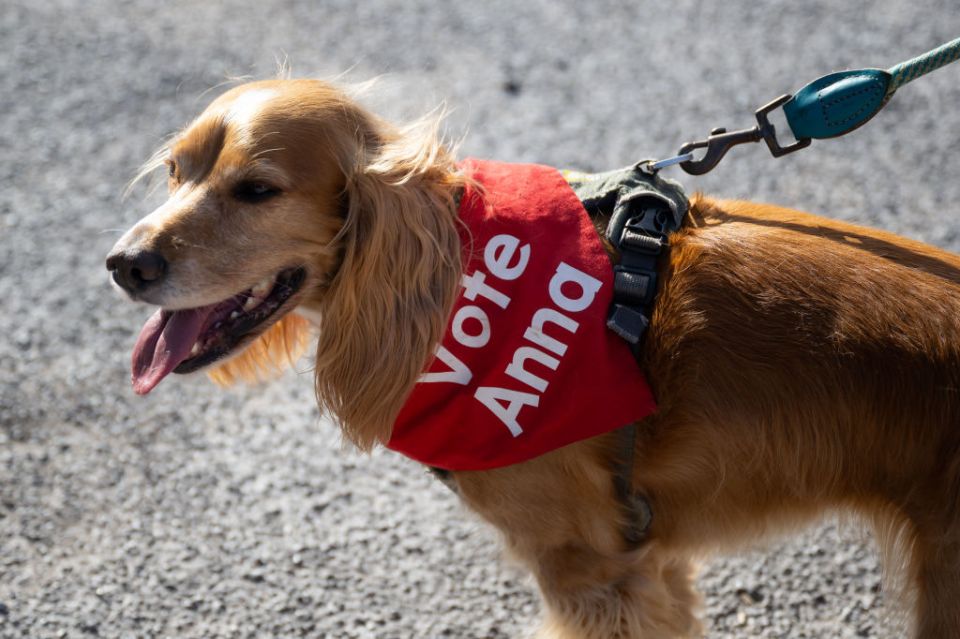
[107,78,960,638]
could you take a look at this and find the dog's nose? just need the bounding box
[106,250,168,294]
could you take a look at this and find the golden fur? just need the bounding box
[116,79,960,638]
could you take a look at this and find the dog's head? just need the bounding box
[108,79,464,447]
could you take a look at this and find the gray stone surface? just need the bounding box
[2,1,959,637]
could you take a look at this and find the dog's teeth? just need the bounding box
[189,342,201,357]
[240,275,274,312]
[229,311,240,320]
[250,276,273,298]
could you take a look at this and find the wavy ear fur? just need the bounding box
[314,113,465,450]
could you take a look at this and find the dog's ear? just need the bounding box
[206,313,311,387]
[314,117,464,450]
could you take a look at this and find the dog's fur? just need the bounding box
[111,79,960,638]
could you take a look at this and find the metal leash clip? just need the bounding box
[639,94,810,176]
[676,94,811,175]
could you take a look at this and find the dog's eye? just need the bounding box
[234,181,281,203]
[166,160,176,178]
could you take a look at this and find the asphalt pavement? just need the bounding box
[2,1,960,637]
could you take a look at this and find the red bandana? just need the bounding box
[386,159,657,471]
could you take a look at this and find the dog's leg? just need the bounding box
[454,439,702,639]
[529,544,701,639]
[872,482,960,637]
[910,532,960,638]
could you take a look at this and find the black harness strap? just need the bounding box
[427,466,457,492]
[610,422,652,546]
[604,171,687,347]
[599,164,688,548]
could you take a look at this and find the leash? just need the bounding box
[541,36,960,550]
[646,36,960,176]
[602,36,959,546]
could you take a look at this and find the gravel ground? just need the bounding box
[2,1,960,637]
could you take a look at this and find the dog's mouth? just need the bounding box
[130,267,306,395]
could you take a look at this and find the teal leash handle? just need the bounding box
[782,68,891,140]
[784,36,960,140]
[670,36,960,175]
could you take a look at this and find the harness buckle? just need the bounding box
[622,207,672,244]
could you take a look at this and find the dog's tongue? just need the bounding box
[131,307,214,395]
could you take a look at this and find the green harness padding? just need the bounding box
[563,164,688,235]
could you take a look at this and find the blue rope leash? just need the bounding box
[888,36,960,93]
[657,36,960,175]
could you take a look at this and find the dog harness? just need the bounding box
[385,158,687,547]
